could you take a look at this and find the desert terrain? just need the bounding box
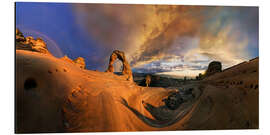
[15,29,258,133]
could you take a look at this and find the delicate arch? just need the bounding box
[106,50,133,81]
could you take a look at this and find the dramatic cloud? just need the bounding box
[72,5,203,65]
[71,4,258,76]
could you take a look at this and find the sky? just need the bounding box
[16,2,259,77]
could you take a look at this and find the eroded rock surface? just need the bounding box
[73,57,86,69]
[16,28,51,55]
[162,92,183,110]
[16,49,259,133]
[61,55,86,69]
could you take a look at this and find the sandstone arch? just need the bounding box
[106,50,133,81]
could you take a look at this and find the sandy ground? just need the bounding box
[15,50,258,133]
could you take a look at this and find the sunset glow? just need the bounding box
[16,3,258,77]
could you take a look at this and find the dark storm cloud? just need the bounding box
[71,4,258,73]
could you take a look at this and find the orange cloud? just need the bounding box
[72,4,258,71]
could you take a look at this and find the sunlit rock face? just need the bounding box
[205,61,222,77]
[60,55,86,69]
[16,29,26,42]
[16,28,51,55]
[60,55,74,63]
[106,50,133,81]
[73,57,86,69]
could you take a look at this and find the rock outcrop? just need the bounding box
[162,92,184,110]
[145,75,151,87]
[61,55,86,69]
[106,50,133,81]
[16,29,26,42]
[16,28,51,55]
[205,61,222,77]
[60,55,74,63]
[73,57,86,69]
[16,29,87,69]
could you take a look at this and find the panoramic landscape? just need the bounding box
[15,2,258,133]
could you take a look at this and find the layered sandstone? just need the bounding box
[16,28,51,55]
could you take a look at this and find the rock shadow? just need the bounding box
[119,97,194,128]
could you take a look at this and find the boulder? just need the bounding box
[162,92,183,110]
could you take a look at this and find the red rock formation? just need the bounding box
[60,55,74,63]
[16,28,51,55]
[106,50,133,81]
[73,57,86,69]
[15,49,259,133]
[145,75,151,87]
[61,55,86,69]
[16,29,86,69]
[16,29,26,42]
